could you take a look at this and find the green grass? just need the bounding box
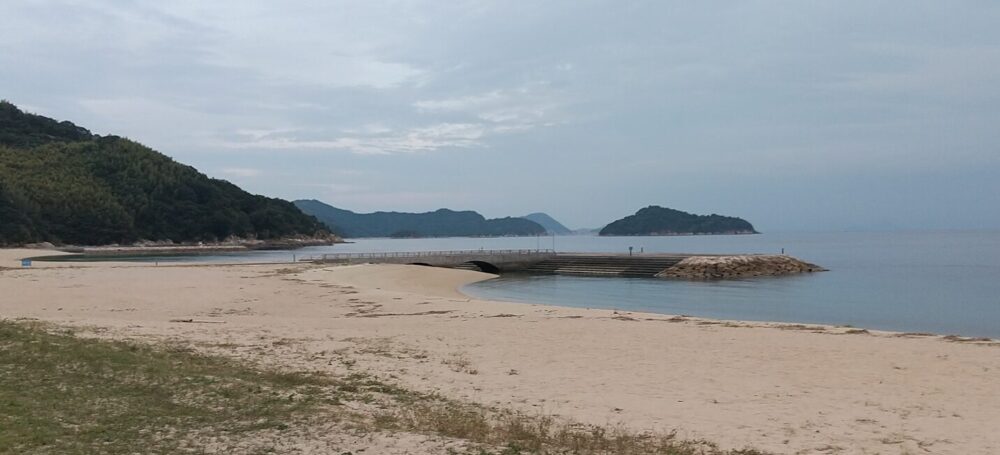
[0,320,767,454]
[379,402,767,455]
[0,320,342,454]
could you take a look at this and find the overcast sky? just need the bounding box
[3,1,999,231]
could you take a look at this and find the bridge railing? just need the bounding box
[300,249,555,262]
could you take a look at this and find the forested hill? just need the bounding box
[599,206,757,236]
[294,199,546,238]
[522,212,572,235]
[0,101,331,246]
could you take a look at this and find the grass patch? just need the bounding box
[379,402,767,455]
[0,320,341,454]
[0,320,766,454]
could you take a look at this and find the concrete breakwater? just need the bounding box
[528,253,825,279]
[306,250,826,279]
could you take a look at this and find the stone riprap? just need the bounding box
[657,255,827,280]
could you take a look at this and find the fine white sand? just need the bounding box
[2,251,998,454]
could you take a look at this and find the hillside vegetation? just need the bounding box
[0,101,330,246]
[295,199,546,238]
[600,206,756,236]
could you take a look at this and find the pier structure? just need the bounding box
[302,249,694,277]
[301,249,557,274]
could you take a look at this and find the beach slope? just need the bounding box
[1,256,997,454]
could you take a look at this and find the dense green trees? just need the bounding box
[294,199,546,238]
[0,101,329,246]
[0,101,92,148]
[599,206,757,236]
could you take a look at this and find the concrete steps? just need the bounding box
[525,255,687,278]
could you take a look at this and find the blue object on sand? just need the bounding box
[21,259,31,267]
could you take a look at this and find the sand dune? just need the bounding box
[2,254,998,454]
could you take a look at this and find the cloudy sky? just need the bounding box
[3,1,999,231]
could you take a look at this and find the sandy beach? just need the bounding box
[2,249,998,454]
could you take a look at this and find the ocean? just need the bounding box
[461,231,1000,339]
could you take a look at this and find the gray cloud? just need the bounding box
[3,1,1000,229]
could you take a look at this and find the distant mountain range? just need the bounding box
[295,199,546,238]
[600,206,757,236]
[522,212,572,235]
[0,101,332,246]
[292,201,756,239]
[0,101,759,246]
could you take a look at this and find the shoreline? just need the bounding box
[3,252,1000,452]
[458,269,1000,342]
[11,237,343,257]
[5,247,994,342]
[457,278,999,345]
[597,231,759,237]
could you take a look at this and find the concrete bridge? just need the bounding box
[302,249,557,273]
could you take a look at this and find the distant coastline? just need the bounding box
[294,199,546,238]
[20,235,341,259]
[599,230,758,237]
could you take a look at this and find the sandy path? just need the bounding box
[2,253,998,454]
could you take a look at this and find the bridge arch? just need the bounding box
[464,260,501,274]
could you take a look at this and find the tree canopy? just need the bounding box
[599,205,757,236]
[0,101,329,246]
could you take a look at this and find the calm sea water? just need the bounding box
[50,231,1000,338]
[461,231,1000,339]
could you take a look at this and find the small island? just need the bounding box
[600,205,757,236]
